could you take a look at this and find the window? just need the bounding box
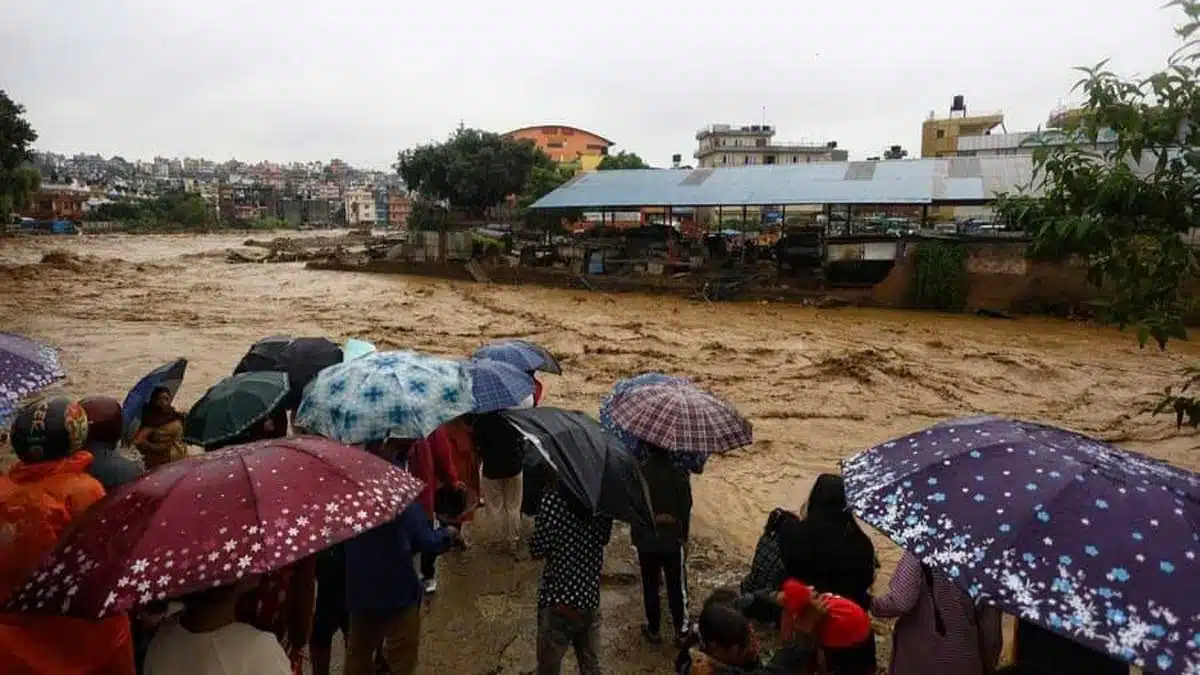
[791,156,799,163]
[546,142,564,149]
[936,129,946,139]
[743,156,751,164]
[721,155,729,165]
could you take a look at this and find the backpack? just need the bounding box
[0,473,88,603]
[740,508,797,595]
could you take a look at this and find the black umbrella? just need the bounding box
[234,335,293,374]
[234,336,342,409]
[184,371,290,448]
[500,407,653,528]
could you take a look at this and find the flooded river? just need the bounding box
[2,232,1197,673]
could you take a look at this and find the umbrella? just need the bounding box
[0,332,66,429]
[501,406,653,528]
[183,371,290,448]
[3,435,424,618]
[464,358,536,413]
[233,335,293,374]
[473,339,562,375]
[840,416,1200,674]
[598,372,707,474]
[121,358,188,440]
[343,338,377,361]
[295,351,474,444]
[606,382,753,455]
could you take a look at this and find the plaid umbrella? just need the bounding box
[473,339,562,375]
[606,382,752,455]
[464,358,536,413]
[841,417,1200,675]
[599,373,707,473]
[295,351,474,444]
[0,333,66,429]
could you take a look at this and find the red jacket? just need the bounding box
[407,437,460,517]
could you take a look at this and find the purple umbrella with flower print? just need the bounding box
[840,416,1200,675]
[3,435,424,619]
[0,332,66,429]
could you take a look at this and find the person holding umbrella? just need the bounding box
[631,441,694,648]
[133,386,188,470]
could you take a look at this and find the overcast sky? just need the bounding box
[3,0,1181,169]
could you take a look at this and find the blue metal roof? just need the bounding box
[530,156,1038,209]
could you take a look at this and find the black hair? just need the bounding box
[697,602,751,649]
[994,666,1057,675]
[802,473,851,524]
[703,587,742,611]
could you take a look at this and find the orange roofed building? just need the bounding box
[503,124,615,172]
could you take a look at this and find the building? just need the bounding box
[920,96,1005,158]
[374,189,389,226]
[387,192,411,229]
[694,124,847,168]
[503,124,615,168]
[344,189,376,226]
[954,107,1117,158]
[22,184,91,221]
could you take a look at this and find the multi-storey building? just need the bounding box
[694,124,847,168]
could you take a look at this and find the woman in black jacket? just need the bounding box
[632,444,694,647]
[777,473,877,675]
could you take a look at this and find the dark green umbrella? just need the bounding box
[183,371,289,448]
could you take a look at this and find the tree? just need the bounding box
[517,163,576,211]
[0,91,40,232]
[395,128,547,218]
[597,150,651,170]
[883,145,909,160]
[995,0,1200,427]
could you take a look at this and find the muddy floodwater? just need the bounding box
[2,232,1197,673]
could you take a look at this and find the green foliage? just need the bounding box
[395,128,549,218]
[597,151,651,170]
[0,91,40,233]
[88,191,216,230]
[518,163,576,211]
[995,0,1200,428]
[910,241,969,312]
[406,198,449,232]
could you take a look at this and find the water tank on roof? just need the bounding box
[951,95,967,114]
[827,141,838,149]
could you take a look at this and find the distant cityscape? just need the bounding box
[20,96,1101,229]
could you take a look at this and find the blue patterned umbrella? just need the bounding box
[841,416,1200,674]
[0,333,66,429]
[296,351,475,444]
[343,338,377,361]
[464,358,536,413]
[473,339,562,375]
[599,373,708,474]
[122,358,188,440]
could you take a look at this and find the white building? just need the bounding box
[344,190,376,226]
[955,128,1119,157]
[694,123,848,168]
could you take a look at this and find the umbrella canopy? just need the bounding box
[501,406,653,528]
[473,339,562,375]
[121,358,188,440]
[183,371,289,448]
[0,332,66,429]
[599,372,707,474]
[295,350,474,444]
[606,382,753,455]
[464,358,536,413]
[4,436,424,618]
[343,338,377,362]
[841,416,1200,674]
[233,335,293,375]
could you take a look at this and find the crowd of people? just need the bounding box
[0,338,1150,675]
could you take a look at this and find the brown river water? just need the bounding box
[1,232,1197,673]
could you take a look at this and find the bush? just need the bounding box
[910,241,969,311]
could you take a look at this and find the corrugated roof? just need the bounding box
[531,156,1037,209]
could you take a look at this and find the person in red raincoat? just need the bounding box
[395,434,463,594]
[0,396,136,675]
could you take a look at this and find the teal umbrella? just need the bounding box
[342,338,377,362]
[183,371,289,448]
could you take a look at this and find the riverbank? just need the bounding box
[1,232,1197,673]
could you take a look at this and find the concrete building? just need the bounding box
[374,190,389,226]
[954,107,1117,158]
[503,124,615,168]
[22,184,90,221]
[694,124,847,168]
[387,192,411,229]
[920,95,1005,158]
[344,189,376,226]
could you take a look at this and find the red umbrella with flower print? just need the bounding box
[3,435,423,619]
